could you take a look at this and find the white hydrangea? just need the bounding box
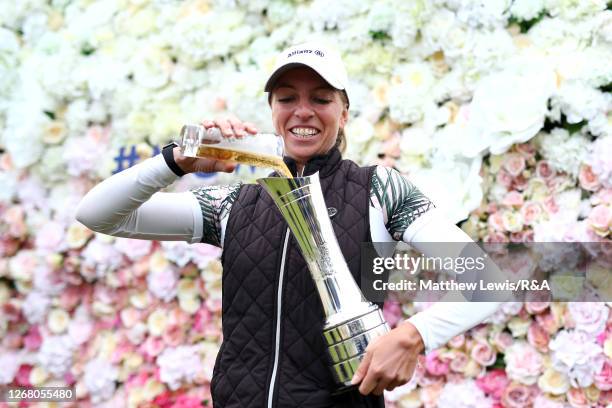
[437,379,492,407]
[388,62,436,124]
[510,0,545,21]
[22,290,51,324]
[551,82,611,136]
[0,350,23,384]
[545,0,607,20]
[157,345,203,391]
[535,128,589,177]
[160,241,193,267]
[81,237,123,279]
[453,0,511,29]
[549,329,605,388]
[83,359,118,403]
[37,335,76,378]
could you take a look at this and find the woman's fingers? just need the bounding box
[228,117,247,138]
[200,117,258,138]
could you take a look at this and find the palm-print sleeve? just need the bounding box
[190,183,242,247]
[370,166,435,241]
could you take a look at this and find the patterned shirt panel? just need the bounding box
[191,183,242,247]
[369,166,435,241]
[191,166,435,246]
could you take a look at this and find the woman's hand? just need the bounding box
[351,321,425,396]
[174,116,259,174]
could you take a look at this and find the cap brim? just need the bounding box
[264,62,345,92]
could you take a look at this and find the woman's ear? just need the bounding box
[340,106,349,128]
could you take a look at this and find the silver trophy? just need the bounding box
[258,172,389,389]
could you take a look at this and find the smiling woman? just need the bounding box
[76,41,503,408]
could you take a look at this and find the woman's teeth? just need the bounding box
[291,127,319,138]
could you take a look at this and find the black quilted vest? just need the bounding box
[213,148,384,407]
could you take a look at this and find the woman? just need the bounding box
[77,42,502,407]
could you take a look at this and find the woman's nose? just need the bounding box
[294,101,314,119]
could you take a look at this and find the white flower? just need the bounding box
[463,61,555,157]
[546,0,607,20]
[388,62,436,124]
[0,350,23,384]
[22,290,51,324]
[37,335,76,378]
[84,359,118,403]
[588,136,612,188]
[551,82,610,136]
[510,0,545,21]
[549,329,605,388]
[535,129,589,177]
[157,345,203,391]
[437,379,492,407]
[82,237,123,280]
[568,302,609,336]
[454,0,511,29]
[161,241,194,267]
[504,342,544,385]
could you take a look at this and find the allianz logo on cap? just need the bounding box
[287,49,325,58]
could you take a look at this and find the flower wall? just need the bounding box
[0,0,611,406]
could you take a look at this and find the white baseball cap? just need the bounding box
[264,42,350,106]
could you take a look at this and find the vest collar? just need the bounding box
[283,147,342,178]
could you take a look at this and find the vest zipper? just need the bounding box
[266,166,303,408]
[266,227,290,408]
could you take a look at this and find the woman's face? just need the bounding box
[270,67,348,165]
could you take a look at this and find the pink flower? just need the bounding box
[503,153,526,177]
[525,301,550,314]
[15,364,32,387]
[566,387,589,408]
[535,310,561,334]
[501,383,535,408]
[143,336,166,358]
[527,321,550,353]
[568,302,609,336]
[488,212,505,232]
[502,191,524,207]
[3,206,27,238]
[520,201,544,226]
[449,351,469,372]
[516,143,536,161]
[471,341,496,366]
[34,221,66,253]
[588,204,611,236]
[24,326,42,350]
[420,382,444,407]
[595,360,612,391]
[171,394,203,408]
[425,350,450,376]
[532,394,567,408]
[475,368,509,401]
[491,331,513,353]
[114,238,153,261]
[448,334,465,349]
[382,301,402,329]
[485,231,509,243]
[579,164,601,191]
[543,196,559,214]
[536,160,555,179]
[496,169,514,189]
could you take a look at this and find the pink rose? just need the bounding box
[449,351,469,372]
[0,236,20,257]
[536,160,555,180]
[504,153,526,177]
[501,383,535,408]
[488,212,505,232]
[496,169,513,189]
[595,360,612,391]
[35,221,66,253]
[533,394,566,408]
[485,231,509,243]
[567,387,589,408]
[3,206,27,238]
[579,164,601,191]
[512,174,529,191]
[588,204,611,236]
[163,325,186,347]
[15,364,32,387]
[543,196,559,214]
[114,237,153,261]
[527,321,550,353]
[491,331,513,353]
[471,341,496,366]
[520,201,543,226]
[535,311,561,334]
[504,342,543,385]
[475,368,509,401]
[516,143,536,161]
[502,191,524,207]
[143,336,165,359]
[568,302,609,336]
[420,382,444,407]
[425,350,450,376]
[448,334,465,349]
[171,394,203,408]
[525,301,550,314]
[592,188,612,206]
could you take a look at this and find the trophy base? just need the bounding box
[323,307,389,387]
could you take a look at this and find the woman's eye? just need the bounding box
[314,98,331,104]
[277,97,294,103]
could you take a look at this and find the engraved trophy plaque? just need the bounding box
[258,172,389,390]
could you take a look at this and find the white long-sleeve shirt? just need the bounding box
[76,154,502,353]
